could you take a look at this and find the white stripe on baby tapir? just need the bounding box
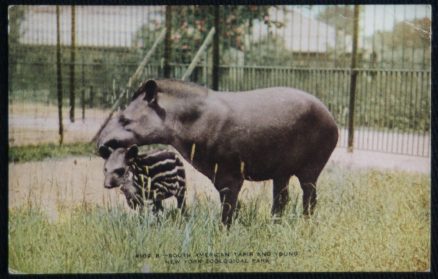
[147,149,173,158]
[148,158,178,170]
[151,168,180,181]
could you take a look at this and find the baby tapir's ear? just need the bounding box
[126,145,139,161]
[144,80,157,104]
[98,145,112,159]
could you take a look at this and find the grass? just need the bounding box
[8,165,430,273]
[9,143,96,163]
[9,143,167,163]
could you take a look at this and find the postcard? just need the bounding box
[8,4,431,273]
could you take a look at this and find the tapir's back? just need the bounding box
[209,87,338,180]
[214,87,332,125]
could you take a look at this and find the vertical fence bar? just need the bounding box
[347,5,360,152]
[364,70,370,149]
[420,71,425,156]
[424,71,430,157]
[69,5,76,123]
[163,5,172,78]
[89,85,94,107]
[81,58,85,121]
[212,5,220,90]
[56,6,64,145]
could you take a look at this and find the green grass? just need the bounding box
[9,143,166,163]
[9,166,430,273]
[9,143,95,163]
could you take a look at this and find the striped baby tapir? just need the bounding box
[98,145,186,213]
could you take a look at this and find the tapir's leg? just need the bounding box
[176,187,186,212]
[296,170,320,216]
[216,176,243,228]
[219,187,240,227]
[152,200,164,214]
[272,176,291,216]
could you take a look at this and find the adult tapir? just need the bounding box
[97,79,338,226]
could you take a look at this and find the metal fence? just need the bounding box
[8,5,431,156]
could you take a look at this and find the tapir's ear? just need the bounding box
[98,145,112,159]
[126,145,139,161]
[144,80,158,103]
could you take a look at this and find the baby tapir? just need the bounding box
[98,145,186,213]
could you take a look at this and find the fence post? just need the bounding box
[128,28,166,88]
[203,49,208,85]
[81,58,85,121]
[69,5,76,123]
[89,85,94,107]
[56,6,64,145]
[81,88,85,121]
[163,5,172,78]
[347,5,360,152]
[212,5,220,90]
[181,28,215,81]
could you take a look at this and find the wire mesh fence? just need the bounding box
[8,5,431,156]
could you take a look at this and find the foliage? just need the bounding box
[9,5,27,88]
[133,6,272,64]
[244,36,331,67]
[9,143,95,163]
[8,6,26,47]
[9,166,429,272]
[387,18,431,49]
[317,5,355,35]
[244,36,292,66]
[9,45,142,108]
[8,142,166,162]
[218,66,430,132]
[367,17,431,68]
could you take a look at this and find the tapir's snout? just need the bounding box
[101,139,121,150]
[97,123,137,150]
[99,138,138,152]
[103,184,119,189]
[104,176,121,189]
[104,183,119,189]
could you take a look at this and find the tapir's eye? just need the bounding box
[119,115,132,126]
[114,168,126,176]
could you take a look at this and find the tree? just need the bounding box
[317,5,355,35]
[133,6,273,64]
[245,35,293,66]
[389,17,431,49]
[368,17,431,68]
[8,6,26,46]
[370,17,431,50]
[8,6,26,95]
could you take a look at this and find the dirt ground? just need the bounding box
[8,103,110,145]
[330,147,430,174]
[9,154,280,221]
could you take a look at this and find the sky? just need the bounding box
[305,5,431,37]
